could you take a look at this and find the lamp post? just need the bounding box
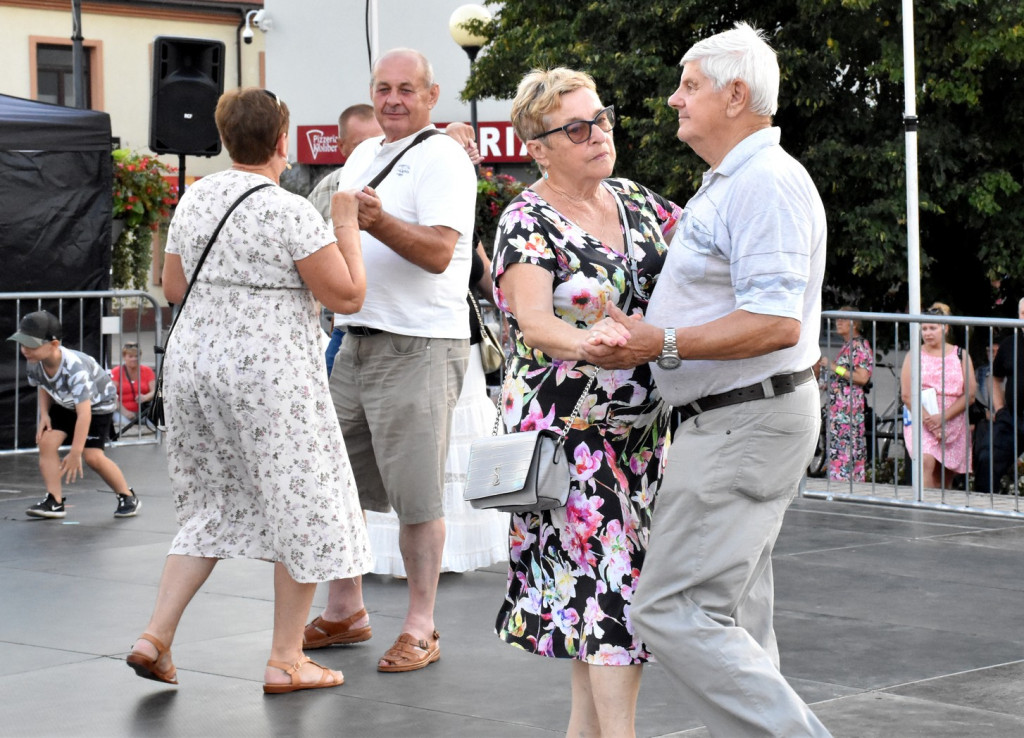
[448,4,491,139]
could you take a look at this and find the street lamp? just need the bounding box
[448,4,491,138]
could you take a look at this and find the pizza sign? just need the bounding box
[296,121,529,165]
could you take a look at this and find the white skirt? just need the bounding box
[365,344,510,575]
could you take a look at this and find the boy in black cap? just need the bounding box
[7,310,140,519]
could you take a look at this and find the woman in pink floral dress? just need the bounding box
[491,68,680,737]
[819,307,874,480]
[901,303,977,488]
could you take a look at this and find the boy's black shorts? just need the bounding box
[47,404,113,448]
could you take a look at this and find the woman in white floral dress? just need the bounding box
[127,88,372,694]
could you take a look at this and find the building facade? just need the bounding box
[0,0,266,179]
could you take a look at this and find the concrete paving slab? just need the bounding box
[3,442,1024,737]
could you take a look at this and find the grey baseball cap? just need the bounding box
[7,310,62,348]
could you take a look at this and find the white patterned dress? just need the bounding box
[164,169,372,583]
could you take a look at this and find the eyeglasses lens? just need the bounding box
[565,107,616,144]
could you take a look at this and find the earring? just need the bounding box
[543,170,549,180]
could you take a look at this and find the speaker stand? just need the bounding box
[177,155,186,200]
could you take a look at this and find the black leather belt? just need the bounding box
[347,326,382,337]
[673,368,815,424]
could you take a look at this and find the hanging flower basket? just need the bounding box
[475,167,525,257]
[111,149,177,290]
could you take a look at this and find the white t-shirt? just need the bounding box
[335,126,476,339]
[646,127,826,406]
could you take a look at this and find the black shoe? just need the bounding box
[114,490,141,518]
[26,494,66,519]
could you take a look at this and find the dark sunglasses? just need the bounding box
[263,89,282,109]
[533,105,615,144]
[924,307,945,316]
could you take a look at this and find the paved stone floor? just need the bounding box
[2,442,1024,737]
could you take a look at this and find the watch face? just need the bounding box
[657,355,682,370]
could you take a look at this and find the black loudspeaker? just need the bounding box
[149,36,224,157]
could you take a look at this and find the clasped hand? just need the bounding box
[353,187,384,230]
[922,411,944,437]
[579,304,651,370]
[330,189,362,231]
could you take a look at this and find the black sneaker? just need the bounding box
[114,490,141,518]
[26,494,66,519]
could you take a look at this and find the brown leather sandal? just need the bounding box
[263,657,344,694]
[126,632,178,685]
[377,630,440,673]
[303,609,372,649]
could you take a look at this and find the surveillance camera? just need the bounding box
[242,26,254,44]
[253,9,273,32]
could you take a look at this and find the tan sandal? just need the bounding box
[126,632,178,685]
[263,657,344,694]
[377,630,440,673]
[303,609,372,649]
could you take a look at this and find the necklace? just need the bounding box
[544,178,601,204]
[543,180,623,252]
[543,180,609,227]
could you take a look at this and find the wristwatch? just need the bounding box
[656,328,682,370]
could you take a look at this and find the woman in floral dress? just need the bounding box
[819,307,874,480]
[127,88,371,693]
[491,68,680,737]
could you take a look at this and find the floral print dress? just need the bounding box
[164,169,372,584]
[492,179,681,664]
[825,336,874,481]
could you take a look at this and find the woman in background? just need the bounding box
[111,341,156,433]
[901,302,976,488]
[818,307,873,481]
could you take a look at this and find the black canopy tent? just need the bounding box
[0,93,112,448]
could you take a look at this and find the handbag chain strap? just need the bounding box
[491,371,597,444]
[467,288,487,335]
[554,373,597,451]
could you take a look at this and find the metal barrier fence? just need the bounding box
[804,309,1024,518]
[1,290,165,455]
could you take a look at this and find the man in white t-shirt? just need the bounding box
[303,48,477,675]
[582,23,831,737]
[309,107,480,376]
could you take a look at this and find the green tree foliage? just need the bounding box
[464,0,1024,317]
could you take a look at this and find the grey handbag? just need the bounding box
[464,374,595,513]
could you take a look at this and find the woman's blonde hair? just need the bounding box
[925,301,953,343]
[510,67,597,144]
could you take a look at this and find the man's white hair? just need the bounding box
[681,21,779,117]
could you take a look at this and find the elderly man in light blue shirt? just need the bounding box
[582,22,831,738]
